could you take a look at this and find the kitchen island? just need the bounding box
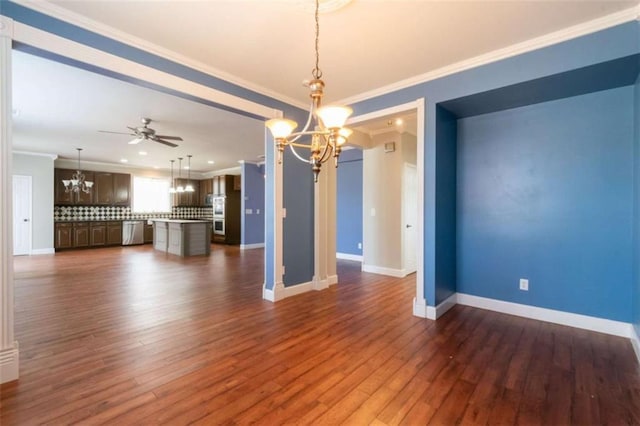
[152,219,211,256]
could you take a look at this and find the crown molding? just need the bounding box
[12,150,58,160]
[339,4,640,106]
[11,0,308,111]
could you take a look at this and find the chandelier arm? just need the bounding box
[288,101,316,144]
[317,138,334,164]
[288,144,311,163]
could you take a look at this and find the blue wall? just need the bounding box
[434,106,458,304]
[336,149,363,256]
[351,21,640,315]
[457,87,634,322]
[241,163,265,246]
[634,74,640,335]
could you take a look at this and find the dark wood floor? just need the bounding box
[1,244,639,425]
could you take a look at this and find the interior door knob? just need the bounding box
[23,219,29,222]
[406,224,412,228]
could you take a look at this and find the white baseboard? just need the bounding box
[327,274,338,285]
[426,293,457,320]
[240,243,264,250]
[456,293,632,338]
[31,248,55,255]
[0,343,19,384]
[336,252,363,262]
[264,276,339,302]
[362,264,406,278]
[631,325,640,366]
[413,297,428,318]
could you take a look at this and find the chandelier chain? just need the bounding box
[312,0,322,79]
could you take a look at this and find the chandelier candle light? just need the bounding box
[265,0,353,182]
[62,148,93,193]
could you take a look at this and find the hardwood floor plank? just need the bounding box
[1,246,638,425]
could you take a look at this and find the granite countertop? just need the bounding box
[151,219,211,224]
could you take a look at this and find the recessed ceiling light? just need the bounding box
[153,166,160,169]
[395,118,404,126]
[207,160,214,164]
[184,166,189,170]
[138,151,147,156]
[120,158,128,163]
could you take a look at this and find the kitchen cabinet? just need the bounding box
[173,178,200,207]
[107,222,122,245]
[55,168,130,206]
[212,175,239,196]
[233,175,241,191]
[90,222,106,246]
[113,173,131,205]
[54,223,73,249]
[55,221,123,250]
[199,179,213,206]
[73,222,90,248]
[94,172,131,206]
[54,168,95,205]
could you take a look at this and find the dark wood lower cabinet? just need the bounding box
[55,221,123,250]
[90,222,106,246]
[54,223,73,249]
[107,222,122,246]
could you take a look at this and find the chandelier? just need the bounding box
[62,148,93,193]
[265,0,353,182]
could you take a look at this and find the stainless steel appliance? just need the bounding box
[213,217,225,236]
[122,220,144,245]
[213,196,225,216]
[204,193,213,206]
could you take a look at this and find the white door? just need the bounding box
[13,175,32,256]
[403,164,417,274]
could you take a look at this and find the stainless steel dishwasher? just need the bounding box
[122,220,144,245]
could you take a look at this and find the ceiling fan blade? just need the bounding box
[128,137,144,145]
[155,135,183,141]
[98,130,134,135]
[154,138,179,148]
[127,126,138,132]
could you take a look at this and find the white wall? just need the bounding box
[12,153,55,252]
[362,131,417,274]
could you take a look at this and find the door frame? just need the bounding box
[402,163,417,275]
[12,175,32,256]
[347,98,426,318]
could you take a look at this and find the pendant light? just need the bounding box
[168,159,176,193]
[176,157,185,193]
[185,155,195,192]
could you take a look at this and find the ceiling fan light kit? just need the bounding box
[265,0,353,183]
[100,117,183,148]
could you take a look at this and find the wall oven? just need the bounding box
[213,218,225,236]
[213,196,225,216]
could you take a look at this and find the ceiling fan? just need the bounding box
[99,117,182,147]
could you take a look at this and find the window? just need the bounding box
[132,176,171,213]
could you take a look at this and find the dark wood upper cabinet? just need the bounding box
[93,172,115,205]
[173,179,200,207]
[200,179,213,206]
[54,168,130,207]
[113,173,131,206]
[54,169,94,205]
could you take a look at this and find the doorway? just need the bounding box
[403,163,417,274]
[13,175,32,256]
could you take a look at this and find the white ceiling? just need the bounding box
[11,0,639,171]
[12,50,265,173]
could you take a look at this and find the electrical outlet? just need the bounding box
[519,278,529,291]
[357,242,362,249]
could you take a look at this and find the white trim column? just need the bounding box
[412,98,428,318]
[312,159,338,290]
[0,15,19,384]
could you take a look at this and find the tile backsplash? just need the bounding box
[54,205,213,222]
